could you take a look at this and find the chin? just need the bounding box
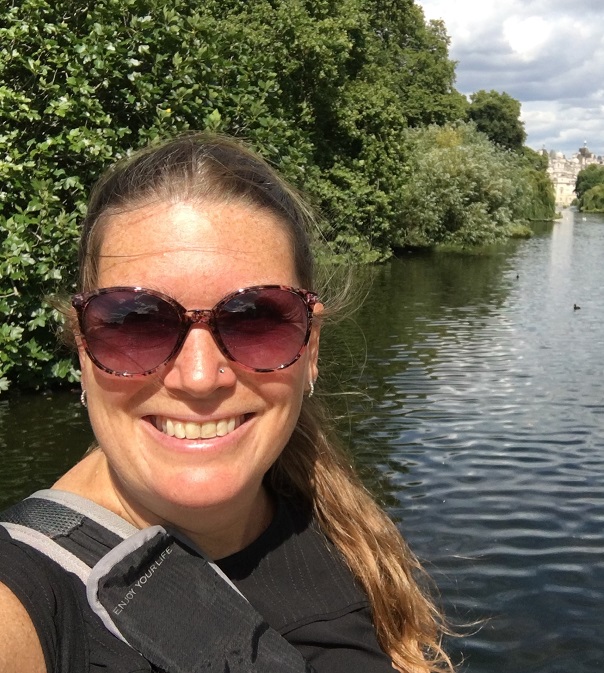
[149,472,259,513]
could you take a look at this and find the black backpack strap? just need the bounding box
[1,490,315,673]
[1,489,133,580]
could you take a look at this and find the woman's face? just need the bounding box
[78,200,320,530]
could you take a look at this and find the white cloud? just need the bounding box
[416,0,604,156]
[502,16,552,61]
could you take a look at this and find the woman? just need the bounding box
[0,134,452,672]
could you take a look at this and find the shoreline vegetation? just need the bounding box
[575,165,604,213]
[0,0,556,391]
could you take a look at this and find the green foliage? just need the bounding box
[513,147,555,220]
[575,164,604,210]
[520,168,556,220]
[520,146,549,173]
[467,89,526,151]
[367,5,469,127]
[580,184,604,212]
[506,222,533,238]
[395,122,531,248]
[296,0,467,259]
[0,0,464,391]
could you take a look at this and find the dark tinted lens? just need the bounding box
[82,291,182,374]
[216,288,309,370]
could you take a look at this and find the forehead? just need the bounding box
[96,201,298,296]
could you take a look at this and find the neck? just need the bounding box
[175,490,275,559]
[53,449,276,559]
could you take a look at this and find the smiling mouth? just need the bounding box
[153,415,244,440]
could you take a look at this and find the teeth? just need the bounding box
[201,422,215,439]
[156,415,241,440]
[185,422,200,440]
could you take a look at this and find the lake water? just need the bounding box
[1,209,603,671]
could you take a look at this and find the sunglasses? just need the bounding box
[72,285,319,376]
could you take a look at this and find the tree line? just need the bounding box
[575,164,604,212]
[0,0,555,391]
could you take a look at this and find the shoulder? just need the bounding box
[0,526,64,631]
[0,529,56,673]
[0,581,47,673]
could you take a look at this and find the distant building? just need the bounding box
[542,144,603,208]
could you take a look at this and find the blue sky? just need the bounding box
[415,0,604,157]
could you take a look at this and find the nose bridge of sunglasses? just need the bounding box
[185,309,214,326]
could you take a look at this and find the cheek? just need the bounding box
[263,367,307,432]
[77,342,89,388]
[244,364,305,422]
[83,360,152,425]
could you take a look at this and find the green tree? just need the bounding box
[575,164,604,208]
[395,122,531,248]
[518,148,555,220]
[306,0,466,258]
[580,184,604,212]
[520,146,549,172]
[521,169,556,220]
[367,2,468,127]
[467,90,526,151]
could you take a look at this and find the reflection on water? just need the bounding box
[1,210,604,672]
[0,392,92,506]
[549,211,574,279]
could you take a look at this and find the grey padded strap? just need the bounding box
[27,489,138,538]
[1,522,91,583]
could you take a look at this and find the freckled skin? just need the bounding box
[56,201,321,558]
[0,583,46,673]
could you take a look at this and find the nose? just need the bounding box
[161,323,236,395]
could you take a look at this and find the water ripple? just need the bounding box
[337,212,604,672]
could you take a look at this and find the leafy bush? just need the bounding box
[580,184,604,212]
[575,164,604,211]
[516,147,555,221]
[520,168,556,221]
[395,122,531,248]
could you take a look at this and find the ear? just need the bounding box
[305,302,323,387]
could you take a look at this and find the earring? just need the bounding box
[219,368,225,374]
[308,380,315,398]
[80,389,88,408]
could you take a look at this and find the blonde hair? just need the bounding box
[72,132,453,671]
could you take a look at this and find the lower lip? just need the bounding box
[142,416,250,454]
